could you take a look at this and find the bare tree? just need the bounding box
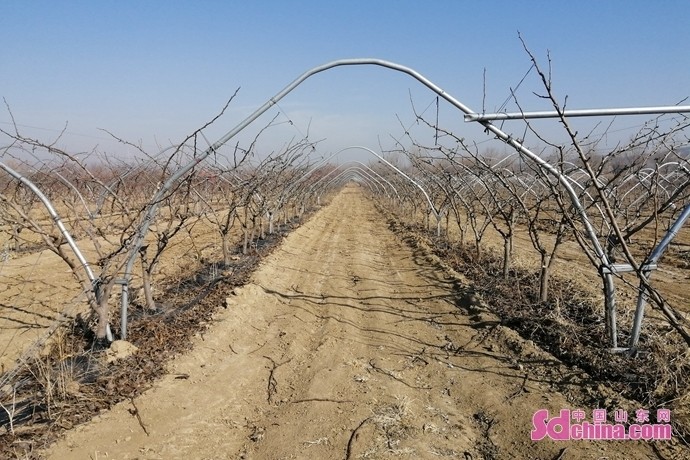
[519,38,690,344]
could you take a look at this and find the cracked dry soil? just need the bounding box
[45,185,669,459]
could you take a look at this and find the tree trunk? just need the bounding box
[94,282,113,342]
[220,207,236,266]
[249,215,257,252]
[539,253,550,302]
[141,263,156,311]
[222,233,230,266]
[242,207,249,255]
[138,247,156,310]
[96,302,110,341]
[11,224,20,251]
[502,237,511,279]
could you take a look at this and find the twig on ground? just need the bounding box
[128,397,149,436]
[248,340,268,354]
[291,397,353,404]
[263,356,292,403]
[368,359,431,390]
[553,447,567,460]
[506,373,529,401]
[345,416,371,460]
[409,348,429,365]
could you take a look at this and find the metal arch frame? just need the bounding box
[3,57,684,349]
[344,175,375,192]
[306,161,401,207]
[407,164,473,216]
[271,148,401,216]
[353,154,451,233]
[302,164,355,195]
[51,170,94,220]
[601,161,690,348]
[629,202,690,347]
[280,145,426,213]
[347,162,401,201]
[619,162,689,205]
[556,166,610,229]
[346,167,385,195]
[465,105,690,122]
[269,149,348,215]
[0,161,96,285]
[327,171,377,193]
[321,161,400,201]
[316,167,380,195]
[95,144,186,214]
[338,146,439,218]
[0,161,108,341]
[116,58,690,348]
[311,166,384,195]
[429,155,687,351]
[17,161,95,220]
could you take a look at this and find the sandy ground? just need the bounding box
[0,245,85,374]
[44,186,675,459]
[0,207,239,373]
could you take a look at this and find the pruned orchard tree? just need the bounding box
[517,42,690,345]
[0,95,263,342]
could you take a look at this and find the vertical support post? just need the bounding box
[628,203,690,348]
[119,281,129,340]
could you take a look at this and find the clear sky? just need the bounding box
[1,1,688,163]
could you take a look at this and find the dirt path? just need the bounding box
[45,186,665,459]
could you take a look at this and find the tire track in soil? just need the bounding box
[45,185,663,459]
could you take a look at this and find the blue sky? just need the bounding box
[1,1,689,163]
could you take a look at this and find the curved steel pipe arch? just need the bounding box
[0,161,96,284]
[306,160,400,202]
[348,161,400,200]
[339,146,439,218]
[316,167,381,196]
[316,166,382,193]
[332,163,389,197]
[118,58,646,346]
[283,145,409,206]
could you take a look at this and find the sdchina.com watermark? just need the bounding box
[531,408,672,441]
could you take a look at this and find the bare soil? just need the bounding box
[0,207,244,373]
[41,186,684,459]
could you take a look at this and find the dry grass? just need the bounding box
[355,396,416,459]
